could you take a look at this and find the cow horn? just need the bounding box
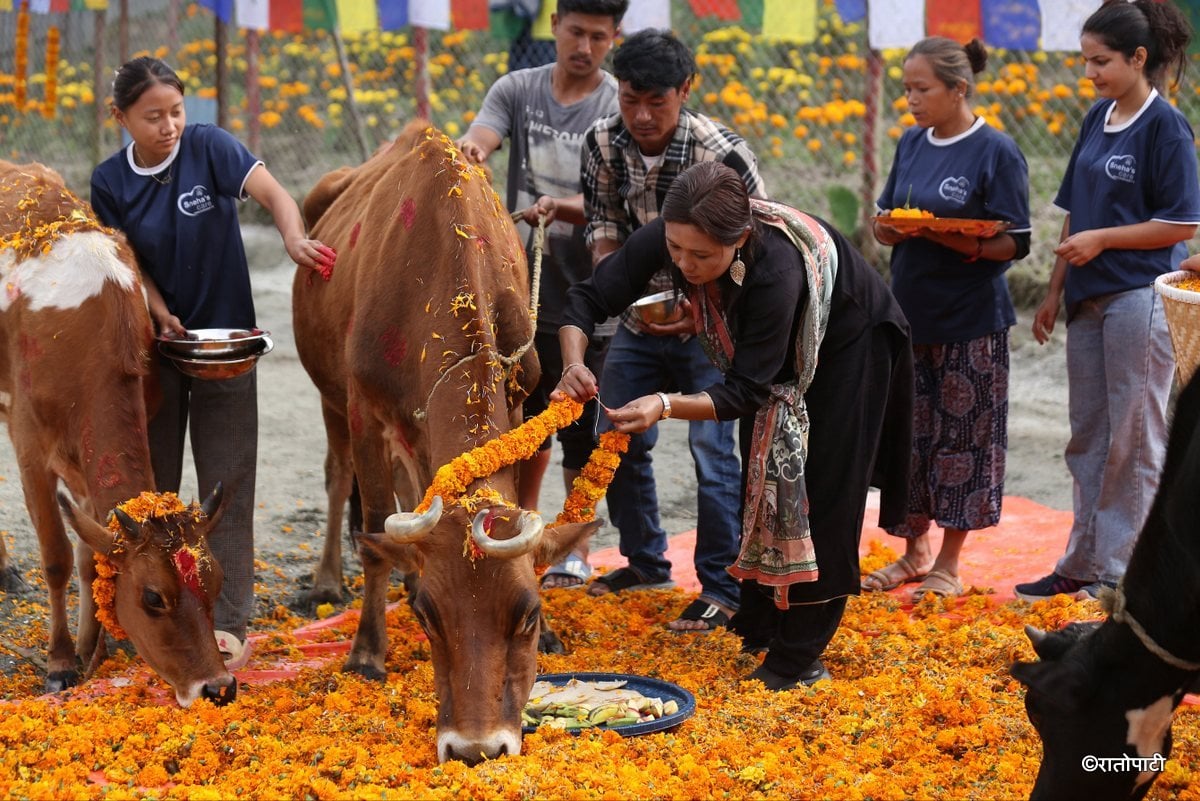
[1024,624,1047,645]
[383,495,443,543]
[470,507,544,558]
[113,507,142,539]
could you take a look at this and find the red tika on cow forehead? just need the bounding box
[172,545,207,600]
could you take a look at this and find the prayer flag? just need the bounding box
[0,0,14,9]
[235,0,269,29]
[303,0,336,30]
[762,0,816,43]
[981,0,1040,51]
[834,0,866,23]
[531,0,554,39]
[1040,0,1094,52]
[198,0,234,22]
[334,0,376,33]
[687,0,740,21]
[620,0,669,33]
[926,0,981,43]
[30,0,70,11]
[377,0,408,30]
[452,0,488,30]
[868,0,924,49]
[269,0,304,31]
[410,0,451,30]
[739,0,764,29]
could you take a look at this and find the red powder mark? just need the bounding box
[399,198,417,230]
[393,426,414,458]
[18,333,43,361]
[473,234,490,252]
[173,548,205,601]
[95,453,122,489]
[484,509,498,533]
[349,403,364,437]
[378,326,408,367]
[349,221,362,250]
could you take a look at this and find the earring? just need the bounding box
[729,248,745,286]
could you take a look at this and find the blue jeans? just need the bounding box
[1056,287,1173,585]
[599,327,743,610]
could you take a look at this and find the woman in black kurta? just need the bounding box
[557,162,914,689]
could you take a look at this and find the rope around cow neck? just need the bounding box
[1100,583,1200,672]
[413,212,545,422]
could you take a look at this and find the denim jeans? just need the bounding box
[1056,287,1173,585]
[599,326,743,610]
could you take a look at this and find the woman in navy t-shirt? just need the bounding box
[90,57,334,667]
[869,37,1030,602]
[1016,1,1200,602]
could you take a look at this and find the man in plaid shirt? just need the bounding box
[578,29,765,632]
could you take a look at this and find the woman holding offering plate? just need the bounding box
[869,36,1030,601]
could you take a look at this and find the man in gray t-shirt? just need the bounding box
[457,0,627,589]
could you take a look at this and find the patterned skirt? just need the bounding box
[887,330,1008,537]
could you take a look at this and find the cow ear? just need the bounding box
[57,491,117,556]
[534,520,602,570]
[353,530,422,576]
[1011,658,1096,713]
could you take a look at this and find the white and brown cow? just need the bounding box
[1012,369,1200,800]
[294,123,597,763]
[0,161,235,705]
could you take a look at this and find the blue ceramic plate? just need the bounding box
[522,672,696,737]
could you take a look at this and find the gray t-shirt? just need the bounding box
[471,63,618,334]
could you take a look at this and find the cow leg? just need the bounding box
[304,401,354,606]
[0,535,34,594]
[74,539,102,665]
[17,461,79,691]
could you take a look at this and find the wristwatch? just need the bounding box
[655,392,672,420]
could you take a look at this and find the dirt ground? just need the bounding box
[0,225,1074,626]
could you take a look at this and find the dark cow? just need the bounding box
[294,123,597,763]
[1012,369,1200,799]
[0,161,235,705]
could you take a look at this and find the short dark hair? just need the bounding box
[1084,0,1192,90]
[557,0,628,25]
[661,161,754,247]
[111,56,185,111]
[612,29,695,93]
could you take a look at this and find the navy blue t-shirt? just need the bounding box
[1055,91,1200,308]
[878,118,1030,345]
[90,124,261,329]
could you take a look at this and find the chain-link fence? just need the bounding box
[2,0,1198,302]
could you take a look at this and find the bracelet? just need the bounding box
[964,237,985,263]
[561,362,585,379]
[655,392,672,420]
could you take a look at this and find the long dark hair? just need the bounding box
[661,161,756,247]
[111,56,185,111]
[906,36,988,98]
[1084,0,1192,91]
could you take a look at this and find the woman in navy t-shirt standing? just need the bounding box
[1015,0,1200,602]
[90,57,334,667]
[869,37,1030,602]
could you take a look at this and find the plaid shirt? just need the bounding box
[582,109,766,333]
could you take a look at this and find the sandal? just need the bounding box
[540,551,592,589]
[861,554,928,592]
[215,630,252,671]
[586,566,674,597]
[911,569,964,601]
[668,598,733,633]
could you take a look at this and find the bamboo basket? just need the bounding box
[1155,270,1200,386]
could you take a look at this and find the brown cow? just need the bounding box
[0,161,235,705]
[295,123,597,763]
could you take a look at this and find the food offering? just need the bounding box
[874,208,1012,239]
[522,672,696,736]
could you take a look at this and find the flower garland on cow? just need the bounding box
[0,180,113,262]
[91,492,210,641]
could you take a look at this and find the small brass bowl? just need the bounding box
[157,328,272,360]
[632,291,684,325]
[160,335,274,381]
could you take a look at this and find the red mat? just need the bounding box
[590,493,1074,601]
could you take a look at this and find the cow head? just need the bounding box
[1012,621,1193,800]
[57,485,238,708]
[358,495,599,764]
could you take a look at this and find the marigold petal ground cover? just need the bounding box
[1,581,1196,800]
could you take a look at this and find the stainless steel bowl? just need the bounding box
[157,328,272,360]
[632,291,683,325]
[161,335,274,381]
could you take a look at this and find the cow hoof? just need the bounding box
[296,585,349,610]
[538,628,566,655]
[0,565,34,595]
[343,662,387,682]
[44,670,79,694]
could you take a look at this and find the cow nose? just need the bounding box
[201,677,238,706]
[446,741,509,766]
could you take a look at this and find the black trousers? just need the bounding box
[730,580,847,677]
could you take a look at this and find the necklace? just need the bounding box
[133,145,172,186]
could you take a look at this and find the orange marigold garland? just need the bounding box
[416,397,583,513]
[552,430,630,526]
[41,26,59,120]
[91,492,189,641]
[13,1,29,111]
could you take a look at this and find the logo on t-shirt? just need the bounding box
[1105,155,1137,183]
[177,185,215,216]
[938,176,970,205]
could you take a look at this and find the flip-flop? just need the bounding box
[911,569,964,601]
[668,597,734,634]
[861,554,928,592]
[586,566,674,597]
[540,551,592,589]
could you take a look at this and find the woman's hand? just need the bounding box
[1054,230,1106,266]
[286,235,338,278]
[552,362,598,405]
[1182,253,1200,272]
[155,310,187,339]
[873,219,914,246]
[604,395,664,434]
[641,296,694,336]
[1032,293,1061,345]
